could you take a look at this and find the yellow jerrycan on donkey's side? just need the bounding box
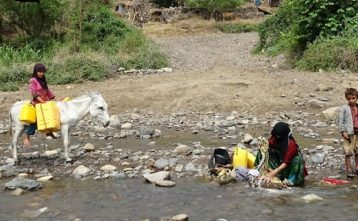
[35,101,61,132]
[232,147,256,169]
[19,102,36,124]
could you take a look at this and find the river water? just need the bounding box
[0,128,358,221]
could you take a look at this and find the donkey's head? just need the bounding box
[88,92,110,127]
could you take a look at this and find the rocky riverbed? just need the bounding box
[0,108,358,220]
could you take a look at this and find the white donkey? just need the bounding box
[9,92,110,164]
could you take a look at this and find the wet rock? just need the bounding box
[174,144,192,155]
[109,171,126,179]
[155,158,170,170]
[83,143,95,152]
[311,153,326,164]
[169,158,179,166]
[185,163,197,172]
[143,171,170,183]
[5,177,42,190]
[155,180,176,187]
[175,164,184,172]
[153,129,162,138]
[100,165,117,173]
[321,107,340,120]
[243,133,253,143]
[171,214,189,221]
[72,165,91,177]
[121,123,132,129]
[139,126,155,137]
[301,194,323,203]
[12,188,25,196]
[0,164,17,177]
[37,175,53,182]
[109,115,121,128]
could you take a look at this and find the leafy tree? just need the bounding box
[0,0,64,38]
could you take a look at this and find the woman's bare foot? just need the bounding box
[23,137,32,148]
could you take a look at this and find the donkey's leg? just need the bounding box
[61,125,72,162]
[11,126,25,164]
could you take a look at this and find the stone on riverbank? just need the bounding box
[143,171,170,183]
[321,107,340,120]
[83,143,95,151]
[72,165,91,177]
[5,177,42,190]
[100,165,117,173]
[301,194,323,203]
[155,180,176,187]
[174,144,192,155]
[171,214,189,221]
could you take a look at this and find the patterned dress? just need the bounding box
[254,137,307,186]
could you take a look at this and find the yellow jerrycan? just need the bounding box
[232,147,256,169]
[19,102,36,124]
[35,101,61,132]
[232,147,248,169]
[247,152,256,169]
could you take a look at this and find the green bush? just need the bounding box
[297,36,358,72]
[256,0,358,71]
[186,0,244,19]
[48,56,111,84]
[0,65,30,91]
[81,6,128,44]
[215,22,259,33]
[0,1,169,91]
[124,44,169,69]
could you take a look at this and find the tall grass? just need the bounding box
[215,22,259,33]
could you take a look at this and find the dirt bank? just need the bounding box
[0,30,357,119]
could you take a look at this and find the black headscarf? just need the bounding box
[270,122,292,161]
[32,63,48,90]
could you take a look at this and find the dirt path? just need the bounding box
[0,31,357,119]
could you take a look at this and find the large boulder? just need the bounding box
[321,106,340,121]
[5,177,42,190]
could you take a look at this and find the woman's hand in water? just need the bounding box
[264,172,275,183]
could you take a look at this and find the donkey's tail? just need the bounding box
[8,110,12,137]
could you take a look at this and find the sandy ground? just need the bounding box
[0,22,357,120]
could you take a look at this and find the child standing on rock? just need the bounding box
[338,88,358,179]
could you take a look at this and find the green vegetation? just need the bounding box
[256,0,358,72]
[0,0,168,91]
[215,22,259,33]
[186,0,244,19]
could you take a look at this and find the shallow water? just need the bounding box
[0,178,358,221]
[0,127,357,221]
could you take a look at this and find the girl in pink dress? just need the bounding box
[23,63,56,147]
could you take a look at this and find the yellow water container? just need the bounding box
[232,147,248,169]
[247,152,256,169]
[35,101,60,132]
[19,102,36,124]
